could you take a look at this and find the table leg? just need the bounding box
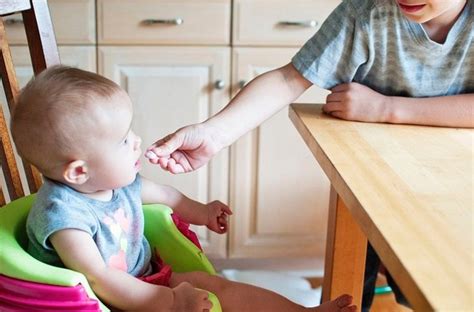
[322,186,367,309]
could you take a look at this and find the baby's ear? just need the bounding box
[63,160,89,185]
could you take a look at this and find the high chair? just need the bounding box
[0,1,221,310]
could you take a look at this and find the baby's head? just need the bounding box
[12,65,142,192]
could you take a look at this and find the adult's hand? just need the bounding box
[145,123,224,174]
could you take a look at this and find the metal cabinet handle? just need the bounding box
[214,80,225,90]
[4,18,23,26]
[141,18,184,26]
[277,20,318,28]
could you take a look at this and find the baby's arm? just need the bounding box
[324,82,474,128]
[50,229,211,311]
[141,177,232,233]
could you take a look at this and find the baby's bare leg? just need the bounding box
[170,272,356,312]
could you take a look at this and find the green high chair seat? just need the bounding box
[0,195,222,311]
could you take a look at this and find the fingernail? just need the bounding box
[145,151,158,159]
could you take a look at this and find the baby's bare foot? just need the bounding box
[312,294,356,312]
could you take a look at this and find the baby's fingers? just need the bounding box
[222,205,233,215]
[217,215,228,233]
[214,201,232,215]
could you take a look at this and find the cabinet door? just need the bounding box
[0,46,96,202]
[99,46,230,258]
[229,47,330,260]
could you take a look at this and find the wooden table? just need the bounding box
[289,104,473,311]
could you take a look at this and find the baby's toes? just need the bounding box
[335,294,353,308]
[341,305,357,312]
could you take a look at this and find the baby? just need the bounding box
[11,65,355,312]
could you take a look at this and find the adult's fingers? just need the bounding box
[147,132,184,158]
[166,157,186,174]
[158,156,170,169]
[169,151,195,173]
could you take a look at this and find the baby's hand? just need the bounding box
[172,282,213,312]
[206,200,232,234]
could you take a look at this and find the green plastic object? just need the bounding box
[0,195,107,309]
[0,196,221,312]
[375,285,393,295]
[143,204,221,311]
[143,204,216,275]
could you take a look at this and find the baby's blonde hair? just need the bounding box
[11,65,125,178]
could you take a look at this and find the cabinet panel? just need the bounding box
[98,0,231,45]
[233,0,340,46]
[98,46,230,258]
[4,0,96,45]
[229,48,330,259]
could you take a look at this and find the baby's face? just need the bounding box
[85,94,142,191]
[395,0,466,24]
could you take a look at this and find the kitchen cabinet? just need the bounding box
[229,0,340,261]
[229,47,331,259]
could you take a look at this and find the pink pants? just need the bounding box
[139,213,202,287]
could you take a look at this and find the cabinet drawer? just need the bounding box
[3,0,96,45]
[98,0,231,45]
[233,0,340,46]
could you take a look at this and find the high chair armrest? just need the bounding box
[143,204,216,274]
[0,195,83,286]
[143,204,221,311]
[0,195,107,311]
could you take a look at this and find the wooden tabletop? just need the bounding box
[289,104,473,310]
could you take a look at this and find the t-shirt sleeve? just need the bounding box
[292,0,369,89]
[27,200,98,251]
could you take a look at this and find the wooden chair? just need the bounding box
[0,0,60,206]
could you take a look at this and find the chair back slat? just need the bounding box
[0,0,60,204]
[22,0,60,73]
[0,19,20,111]
[0,106,24,202]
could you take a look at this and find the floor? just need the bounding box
[307,274,412,312]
